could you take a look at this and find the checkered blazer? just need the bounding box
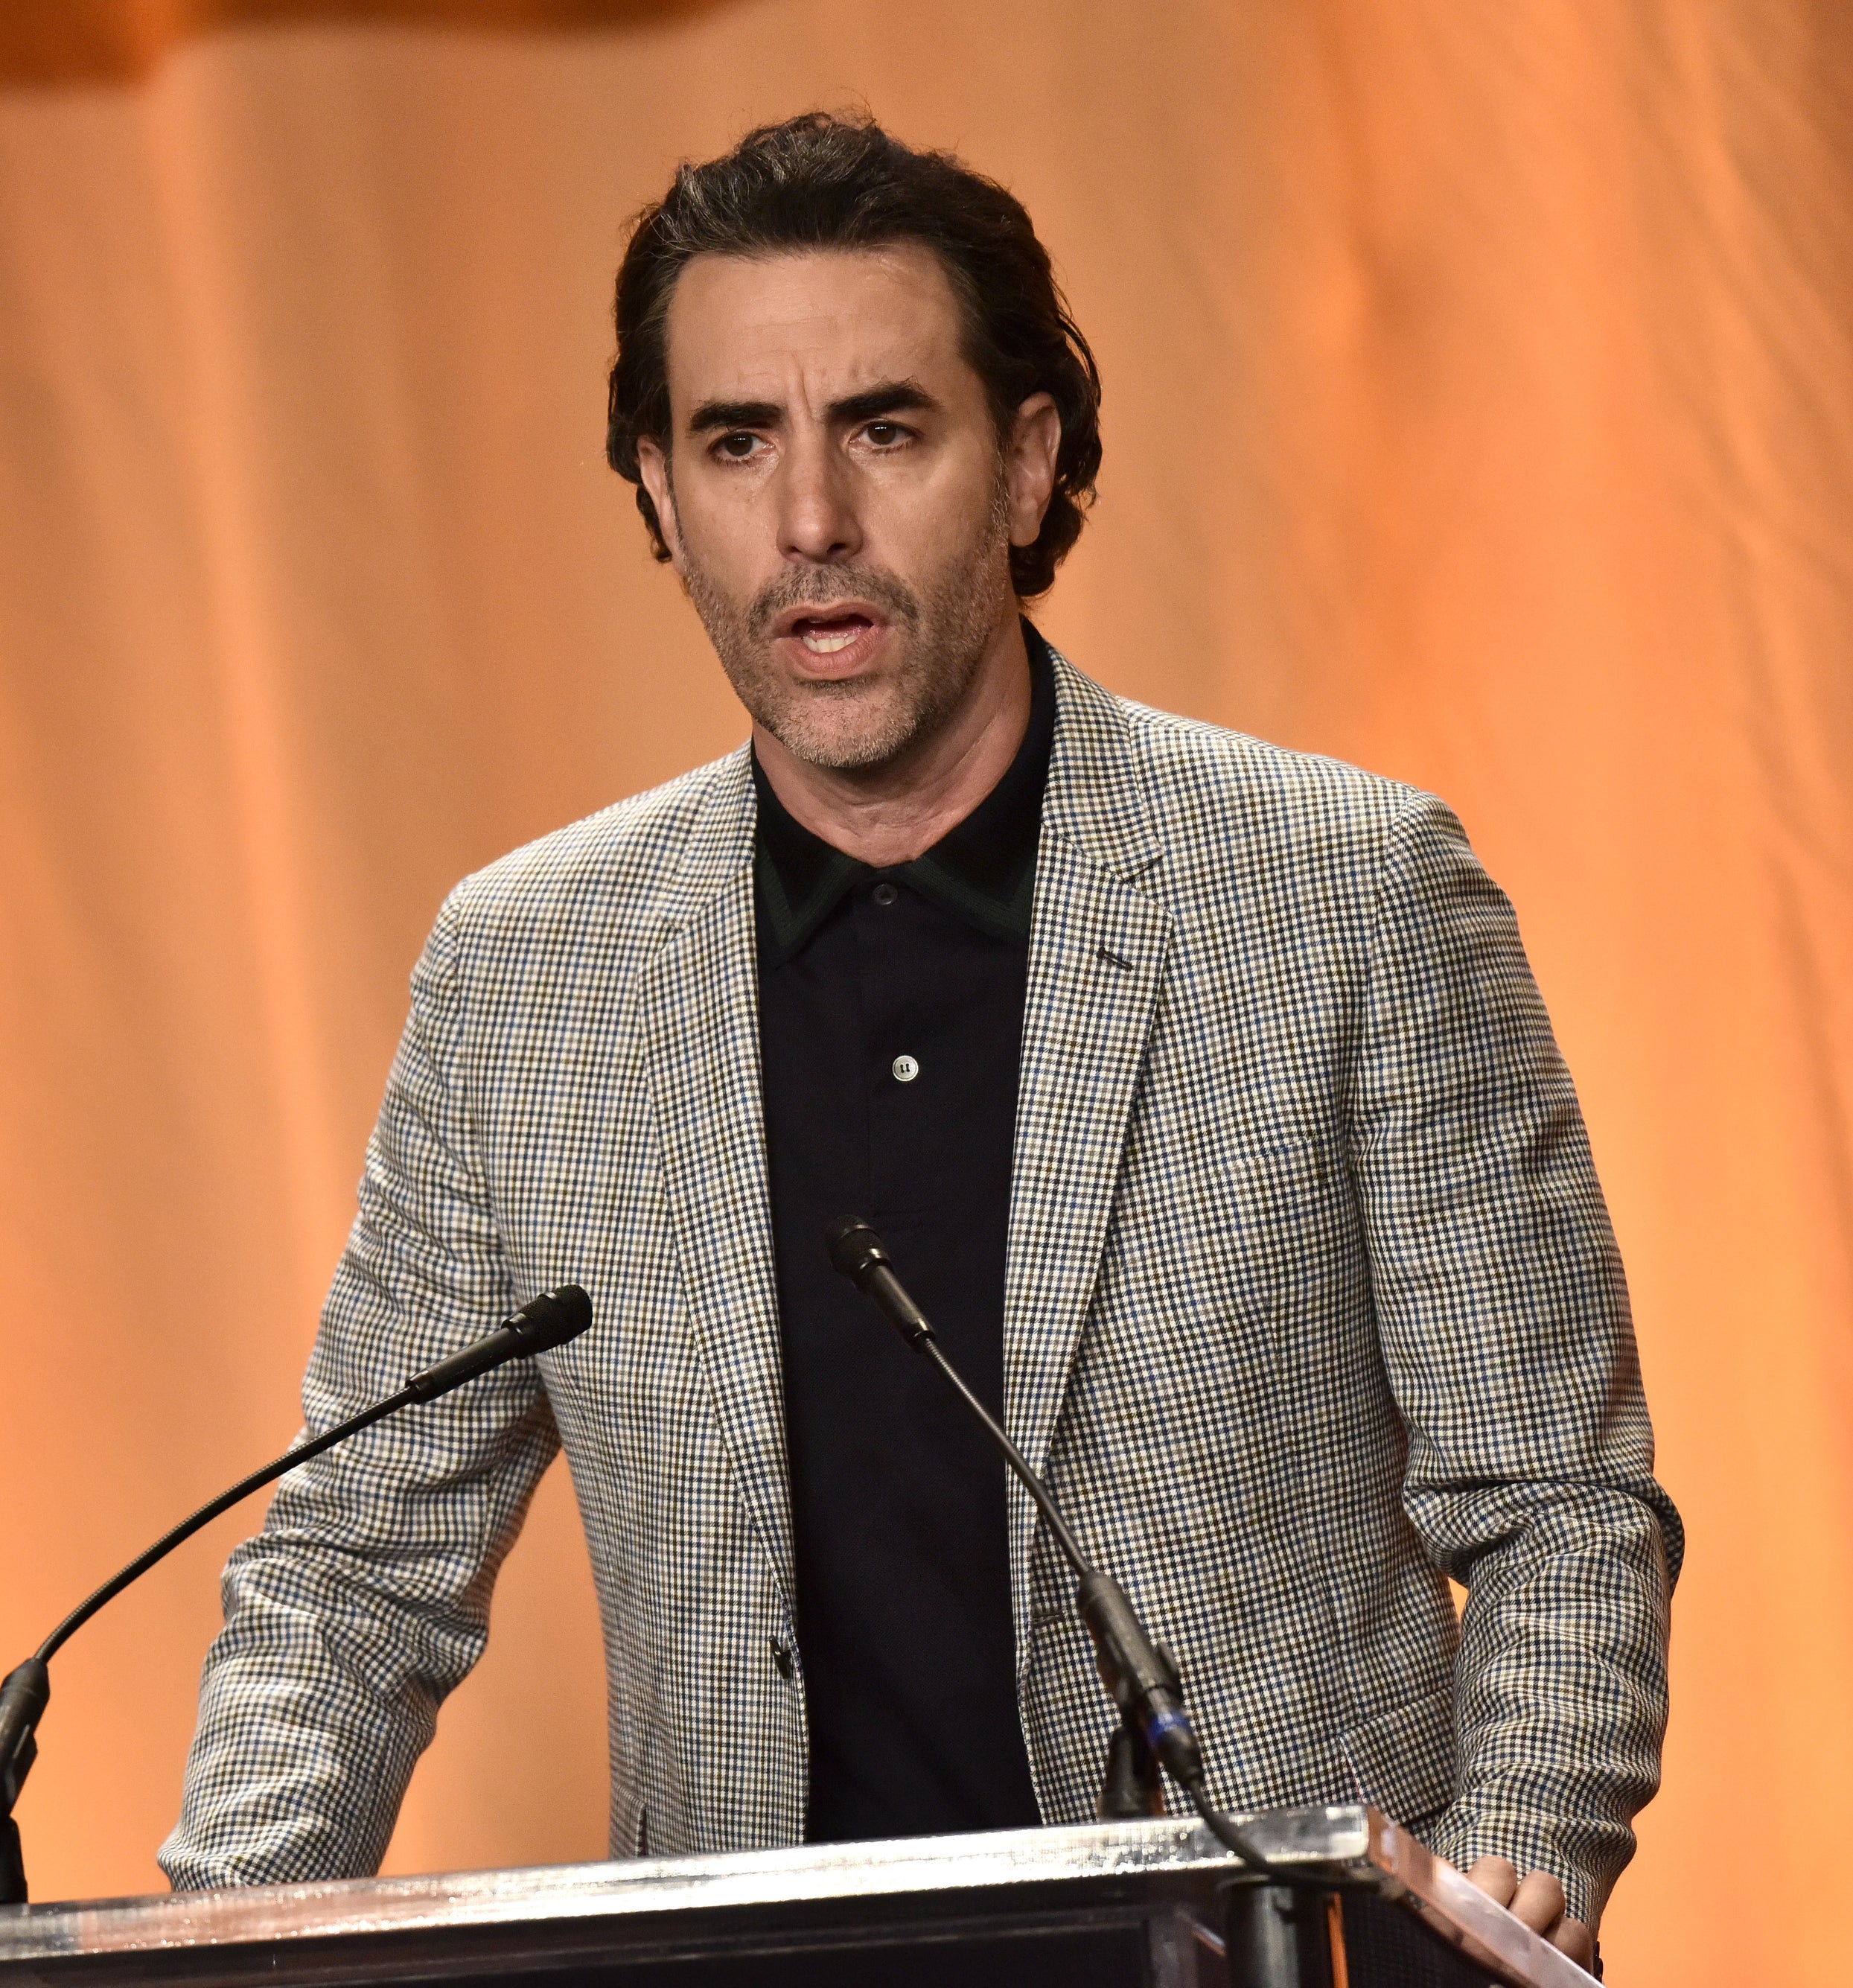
[162,653,1679,1927]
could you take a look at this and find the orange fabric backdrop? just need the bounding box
[1,4,1849,1983]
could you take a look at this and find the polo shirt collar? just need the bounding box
[753,620,1056,963]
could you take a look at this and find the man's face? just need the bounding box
[636,244,1052,771]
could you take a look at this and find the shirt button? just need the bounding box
[891,1054,919,1083]
[872,882,898,906]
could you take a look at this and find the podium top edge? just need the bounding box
[0,1808,1371,1961]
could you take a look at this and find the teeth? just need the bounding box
[800,629,860,654]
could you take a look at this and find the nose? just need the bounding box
[776,429,862,566]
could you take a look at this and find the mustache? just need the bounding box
[747,565,921,640]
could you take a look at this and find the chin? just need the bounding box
[768,694,921,773]
[779,724,913,774]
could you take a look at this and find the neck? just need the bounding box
[752,612,1033,866]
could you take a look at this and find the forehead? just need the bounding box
[662,244,970,407]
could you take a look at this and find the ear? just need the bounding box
[635,437,688,576]
[1004,392,1061,550]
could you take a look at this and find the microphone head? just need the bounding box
[506,1284,594,1355]
[826,1216,890,1287]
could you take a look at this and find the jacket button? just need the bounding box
[771,1637,795,1680]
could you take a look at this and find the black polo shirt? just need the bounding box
[753,628,1056,1844]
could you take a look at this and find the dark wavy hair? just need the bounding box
[605,112,1102,600]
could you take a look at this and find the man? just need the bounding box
[162,115,1678,1966]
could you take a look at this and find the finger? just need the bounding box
[1508,1870,1568,1937]
[1550,1917,1596,1971]
[1465,1856,1518,1907]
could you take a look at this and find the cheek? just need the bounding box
[864,447,1002,565]
[676,474,781,584]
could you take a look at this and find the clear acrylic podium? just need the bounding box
[0,1808,1592,1987]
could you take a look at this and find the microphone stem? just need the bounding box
[3,1287,589,1906]
[916,1321,1272,1873]
[36,1382,418,1666]
[925,1331,1275,1872]
[916,1339,1095,1582]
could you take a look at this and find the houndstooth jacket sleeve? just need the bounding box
[1352,789,1681,1920]
[159,889,555,1889]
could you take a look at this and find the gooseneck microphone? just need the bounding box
[0,1283,594,1906]
[824,1217,1269,1868]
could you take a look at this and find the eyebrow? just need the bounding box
[686,378,941,436]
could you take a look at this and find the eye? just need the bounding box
[863,420,908,447]
[713,431,762,461]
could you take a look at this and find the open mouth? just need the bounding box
[791,613,875,656]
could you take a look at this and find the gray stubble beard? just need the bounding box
[679,471,1016,773]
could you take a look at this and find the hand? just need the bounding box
[1467,1856,1595,1972]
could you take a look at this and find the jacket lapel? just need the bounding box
[630,661,1169,1620]
[1004,658,1173,1600]
[634,751,795,1602]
